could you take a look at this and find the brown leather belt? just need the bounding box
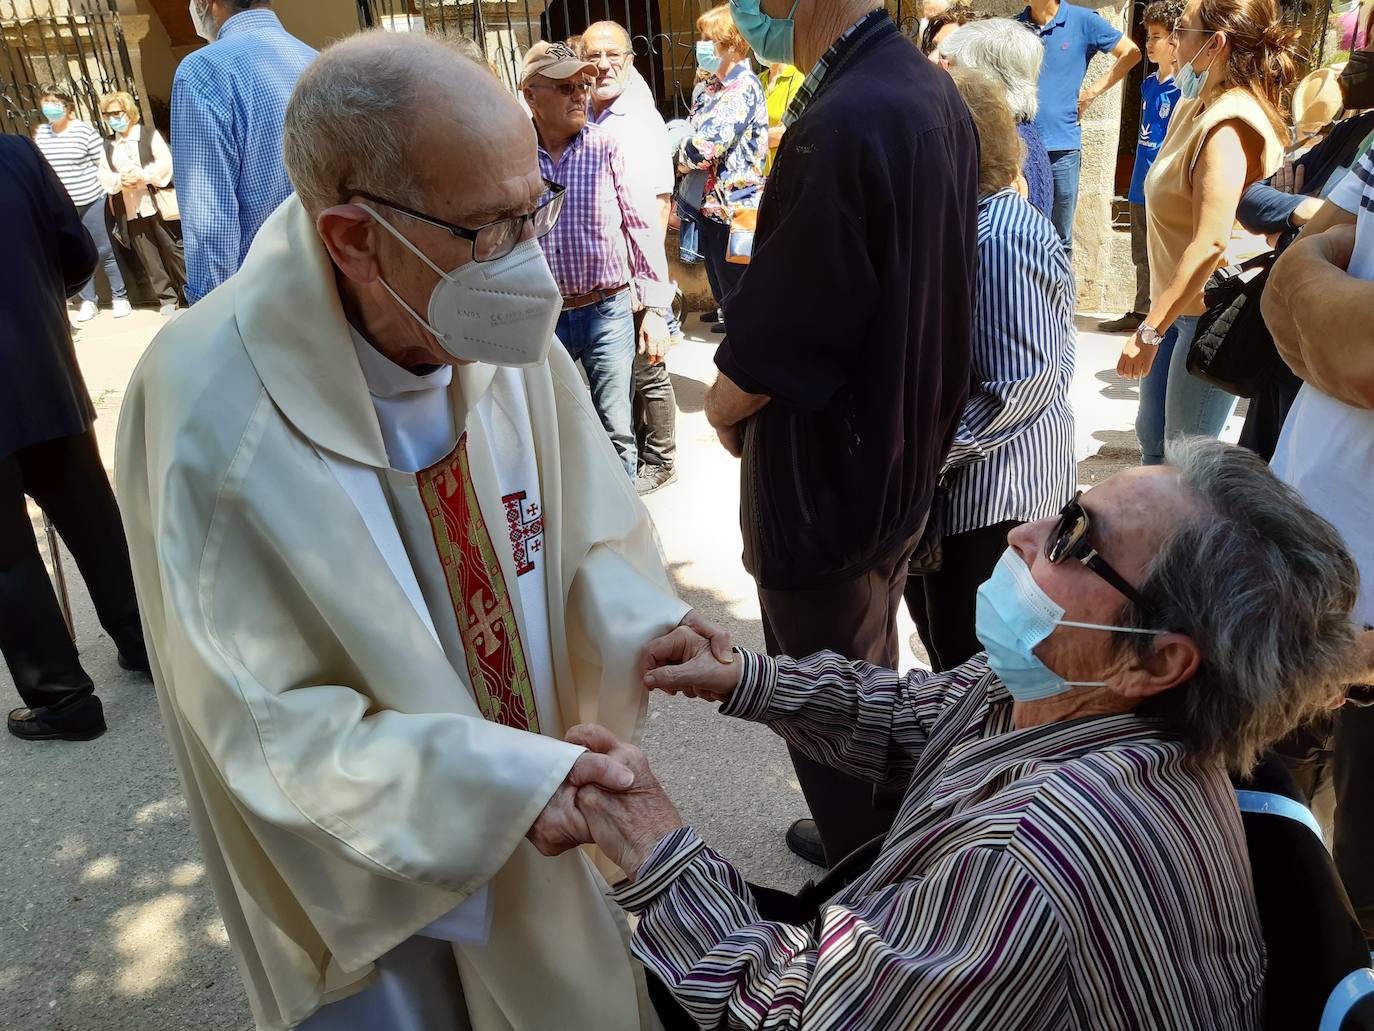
[562,283,628,311]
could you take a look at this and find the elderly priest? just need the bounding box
[115,31,711,1031]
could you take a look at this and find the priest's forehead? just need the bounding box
[413,78,544,228]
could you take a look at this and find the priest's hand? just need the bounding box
[566,724,684,877]
[643,625,741,703]
[526,750,636,857]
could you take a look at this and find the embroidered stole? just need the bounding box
[416,433,540,734]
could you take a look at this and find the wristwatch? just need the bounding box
[1138,323,1162,348]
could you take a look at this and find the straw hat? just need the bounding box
[1293,65,1347,135]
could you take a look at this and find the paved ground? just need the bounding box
[0,305,1245,1030]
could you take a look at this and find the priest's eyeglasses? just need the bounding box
[1045,492,1153,613]
[349,178,566,262]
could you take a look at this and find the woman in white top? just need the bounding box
[101,92,185,315]
[33,85,128,322]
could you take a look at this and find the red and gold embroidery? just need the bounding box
[417,436,539,733]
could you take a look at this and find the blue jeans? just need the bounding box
[556,290,637,478]
[1134,314,1238,464]
[1047,149,1082,257]
[75,198,126,304]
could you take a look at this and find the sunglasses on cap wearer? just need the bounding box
[349,178,567,263]
[1045,492,1153,614]
[526,80,594,98]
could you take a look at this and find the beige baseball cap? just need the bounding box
[520,41,596,86]
[1293,65,1346,135]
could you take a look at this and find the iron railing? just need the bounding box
[0,0,136,135]
[358,0,922,118]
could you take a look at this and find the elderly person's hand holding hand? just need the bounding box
[642,622,741,702]
[566,724,684,877]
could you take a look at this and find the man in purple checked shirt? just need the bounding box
[521,41,674,479]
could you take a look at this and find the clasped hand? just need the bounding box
[525,611,740,875]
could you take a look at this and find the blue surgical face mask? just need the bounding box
[696,40,722,76]
[975,549,1165,702]
[1175,32,1217,101]
[729,0,803,67]
[41,102,66,123]
[108,115,129,133]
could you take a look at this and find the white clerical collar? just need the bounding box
[348,325,453,400]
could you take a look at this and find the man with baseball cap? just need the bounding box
[521,40,673,479]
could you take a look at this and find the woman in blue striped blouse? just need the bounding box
[904,67,1078,672]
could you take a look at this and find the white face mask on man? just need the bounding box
[189,0,218,42]
[359,204,562,368]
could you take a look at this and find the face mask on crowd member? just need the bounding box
[729,0,803,66]
[696,40,723,75]
[40,100,66,123]
[108,113,130,134]
[357,202,563,367]
[189,0,218,42]
[1174,28,1220,100]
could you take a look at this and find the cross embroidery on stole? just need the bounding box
[416,435,540,733]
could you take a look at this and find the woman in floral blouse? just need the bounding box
[679,3,767,329]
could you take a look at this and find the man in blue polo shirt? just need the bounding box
[1018,0,1139,256]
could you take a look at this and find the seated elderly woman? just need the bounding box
[565,437,1360,1029]
[903,67,1076,672]
[940,18,1053,217]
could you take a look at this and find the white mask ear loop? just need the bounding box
[358,202,451,343]
[1055,621,1166,688]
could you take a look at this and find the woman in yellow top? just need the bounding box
[761,62,802,175]
[1117,0,1295,462]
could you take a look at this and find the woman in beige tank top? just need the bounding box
[1115,0,1297,463]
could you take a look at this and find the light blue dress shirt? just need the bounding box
[171,9,316,303]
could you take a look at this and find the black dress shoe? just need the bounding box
[1097,312,1144,333]
[785,818,827,867]
[635,466,678,495]
[701,308,722,324]
[710,323,727,335]
[8,695,106,742]
[117,649,152,676]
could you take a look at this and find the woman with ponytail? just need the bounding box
[1117,0,1296,461]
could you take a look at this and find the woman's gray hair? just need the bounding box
[940,19,1043,122]
[284,31,476,217]
[1117,437,1361,774]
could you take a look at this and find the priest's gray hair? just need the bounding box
[1116,437,1361,774]
[940,19,1043,122]
[284,31,479,217]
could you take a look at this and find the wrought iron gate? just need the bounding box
[357,0,922,119]
[0,0,137,136]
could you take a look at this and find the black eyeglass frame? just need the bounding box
[1045,492,1154,615]
[348,178,566,262]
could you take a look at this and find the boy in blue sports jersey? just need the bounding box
[1100,0,1183,333]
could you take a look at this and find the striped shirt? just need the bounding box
[537,124,672,308]
[33,121,108,206]
[613,650,1264,1030]
[942,189,1077,534]
[171,9,316,303]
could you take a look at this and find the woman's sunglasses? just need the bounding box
[1045,492,1153,613]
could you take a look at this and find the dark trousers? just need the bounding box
[1237,360,1304,463]
[697,216,747,310]
[632,351,677,473]
[127,214,185,307]
[0,430,144,711]
[903,520,1017,673]
[757,540,916,866]
[1129,202,1150,315]
[1273,696,1374,947]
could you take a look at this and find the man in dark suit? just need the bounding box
[0,134,148,742]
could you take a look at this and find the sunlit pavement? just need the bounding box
[0,305,1244,1029]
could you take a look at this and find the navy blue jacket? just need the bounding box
[716,13,979,589]
[1238,112,1374,236]
[1,135,98,459]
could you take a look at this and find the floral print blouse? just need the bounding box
[678,63,768,224]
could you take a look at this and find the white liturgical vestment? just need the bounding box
[115,196,688,1030]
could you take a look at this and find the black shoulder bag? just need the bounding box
[1185,250,1280,399]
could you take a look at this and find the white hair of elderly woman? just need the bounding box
[940,19,1044,123]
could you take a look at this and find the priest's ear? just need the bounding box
[316,204,384,286]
